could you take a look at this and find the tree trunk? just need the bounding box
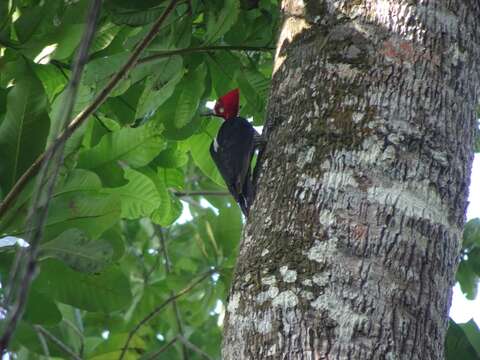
[222,1,479,359]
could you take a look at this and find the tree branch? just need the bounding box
[176,335,214,360]
[145,337,178,360]
[35,327,50,358]
[35,326,82,360]
[157,226,189,360]
[0,1,102,353]
[173,191,230,197]
[0,0,180,219]
[138,45,275,64]
[118,269,214,360]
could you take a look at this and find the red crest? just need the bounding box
[214,88,240,120]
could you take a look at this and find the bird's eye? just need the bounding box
[218,107,224,113]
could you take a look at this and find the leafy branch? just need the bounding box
[173,190,230,197]
[0,0,180,218]
[0,0,102,352]
[118,269,215,360]
[138,45,275,64]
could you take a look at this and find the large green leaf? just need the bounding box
[1,170,121,241]
[90,23,121,55]
[135,56,184,118]
[51,24,86,60]
[105,168,161,219]
[463,218,480,248]
[152,144,189,168]
[0,61,50,193]
[34,259,132,312]
[39,228,114,273]
[108,5,168,26]
[174,64,207,128]
[456,261,478,300]
[13,4,46,43]
[83,52,130,87]
[142,167,183,226]
[205,0,240,44]
[460,320,480,355]
[33,63,69,102]
[214,204,242,257]
[23,289,62,326]
[149,14,192,51]
[78,123,166,170]
[188,120,225,187]
[236,67,267,124]
[446,319,480,360]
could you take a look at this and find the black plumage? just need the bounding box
[210,116,255,216]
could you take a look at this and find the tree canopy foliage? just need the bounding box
[0,0,478,359]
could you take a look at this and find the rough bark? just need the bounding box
[223,1,480,359]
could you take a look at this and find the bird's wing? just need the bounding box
[209,118,255,215]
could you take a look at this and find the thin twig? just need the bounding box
[138,45,275,64]
[0,1,102,353]
[173,191,230,197]
[63,318,85,358]
[118,269,214,360]
[176,335,214,360]
[35,326,50,358]
[0,0,180,218]
[144,337,178,360]
[35,326,82,360]
[157,226,189,360]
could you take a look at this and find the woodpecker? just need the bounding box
[204,89,262,217]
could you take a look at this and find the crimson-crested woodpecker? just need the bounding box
[205,89,262,216]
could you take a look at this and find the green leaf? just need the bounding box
[14,5,46,43]
[188,120,226,187]
[90,23,121,55]
[152,143,189,168]
[236,67,266,124]
[83,52,130,86]
[1,170,121,241]
[205,0,240,44]
[136,56,184,118]
[34,259,132,312]
[108,5,167,26]
[78,123,166,171]
[23,289,62,326]
[106,168,161,219]
[145,167,183,226]
[460,320,480,356]
[155,14,192,50]
[456,261,478,300]
[446,319,480,360]
[207,53,238,97]
[159,167,185,189]
[463,218,480,248]
[214,204,242,257]
[51,24,86,60]
[39,228,114,273]
[33,63,69,102]
[174,64,207,128]
[48,83,95,154]
[0,60,50,193]
[88,333,146,360]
